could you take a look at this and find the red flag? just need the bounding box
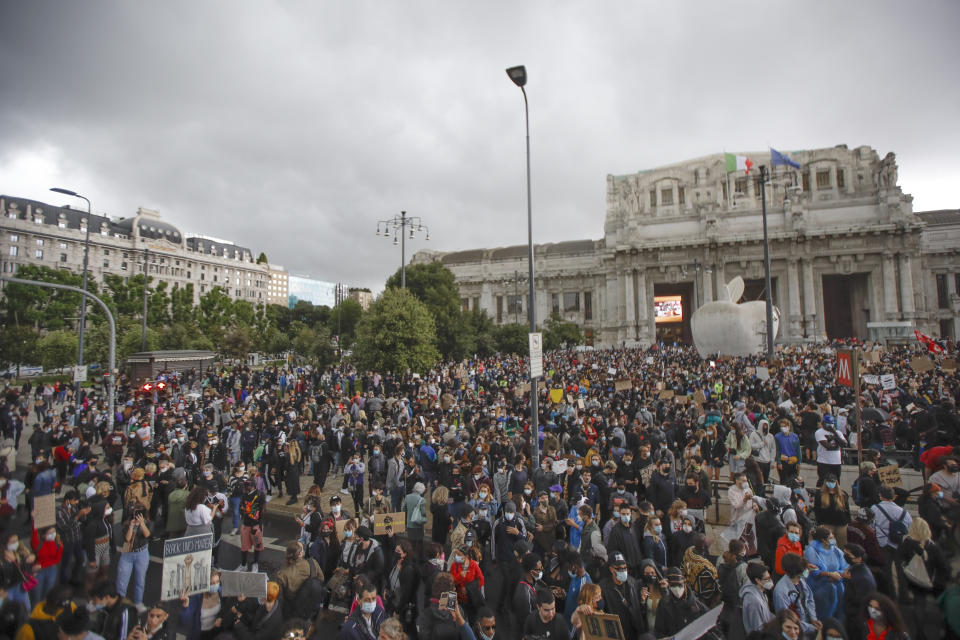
[915,330,945,354]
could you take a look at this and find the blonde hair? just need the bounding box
[380,618,405,640]
[432,485,449,505]
[908,517,931,544]
[578,583,602,606]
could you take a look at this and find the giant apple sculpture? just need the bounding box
[690,276,780,357]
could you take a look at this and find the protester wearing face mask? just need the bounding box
[814,473,851,547]
[804,526,850,622]
[774,420,801,485]
[512,553,545,629]
[772,552,821,637]
[523,587,571,640]
[82,502,113,577]
[862,593,910,640]
[340,578,387,640]
[740,562,775,634]
[473,607,497,640]
[89,580,138,640]
[653,566,712,638]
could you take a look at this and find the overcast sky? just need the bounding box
[3,1,958,293]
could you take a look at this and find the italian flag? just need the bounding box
[725,153,754,174]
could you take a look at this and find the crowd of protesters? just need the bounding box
[0,340,959,640]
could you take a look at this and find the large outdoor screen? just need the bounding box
[654,295,683,323]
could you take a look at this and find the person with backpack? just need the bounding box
[717,539,748,637]
[854,462,881,509]
[277,540,325,619]
[871,486,912,563]
[894,517,947,640]
[773,552,821,638]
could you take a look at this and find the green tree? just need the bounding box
[464,309,497,358]
[118,324,161,360]
[0,264,83,330]
[328,298,362,346]
[291,325,333,366]
[197,287,234,345]
[493,323,528,356]
[256,252,268,264]
[147,280,172,327]
[221,326,253,360]
[170,283,196,325]
[385,263,472,360]
[543,312,584,350]
[354,288,438,373]
[37,330,78,371]
[0,325,40,373]
[262,326,291,356]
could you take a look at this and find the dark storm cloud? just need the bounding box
[2,1,958,292]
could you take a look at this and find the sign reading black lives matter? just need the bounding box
[161,534,214,600]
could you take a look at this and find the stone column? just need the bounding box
[635,267,648,341]
[604,271,618,345]
[802,259,816,337]
[714,262,726,299]
[624,269,636,339]
[702,268,713,304]
[480,282,493,316]
[882,252,898,319]
[899,253,915,317]
[787,259,802,339]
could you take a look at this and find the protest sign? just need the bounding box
[880,374,897,391]
[943,359,958,372]
[693,390,706,405]
[671,605,723,640]
[582,613,625,640]
[161,534,214,601]
[552,458,569,475]
[33,494,56,530]
[335,519,348,540]
[911,356,935,373]
[746,367,756,375]
[675,395,689,405]
[863,350,880,363]
[862,375,879,386]
[639,464,655,486]
[756,367,770,381]
[550,389,564,403]
[614,380,632,391]
[645,356,654,365]
[220,570,267,598]
[877,464,902,488]
[607,367,617,376]
[658,389,675,400]
[372,512,406,536]
[577,399,585,410]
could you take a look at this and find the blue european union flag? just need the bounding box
[770,147,801,169]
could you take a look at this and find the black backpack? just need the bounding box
[717,561,742,607]
[287,558,327,620]
[878,505,908,546]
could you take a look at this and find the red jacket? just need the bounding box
[31,528,63,569]
[450,557,484,603]
[54,445,72,464]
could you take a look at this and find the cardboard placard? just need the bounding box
[566,394,574,405]
[33,494,56,530]
[862,375,879,386]
[220,570,268,598]
[693,390,706,405]
[745,367,756,375]
[577,399,585,410]
[614,380,632,391]
[911,356,935,373]
[607,367,617,376]
[942,358,958,372]
[552,458,569,475]
[160,534,214,601]
[880,374,897,391]
[658,389,675,400]
[877,464,902,488]
[335,519,349,540]
[863,350,881,363]
[675,395,689,405]
[583,613,625,640]
[756,366,770,381]
[639,464,655,486]
[372,512,406,536]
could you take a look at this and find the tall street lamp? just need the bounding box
[506,64,540,469]
[50,187,91,421]
[376,211,430,289]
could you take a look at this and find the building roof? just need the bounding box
[2,194,119,234]
[126,350,217,362]
[917,209,960,225]
[185,236,251,261]
[438,239,603,265]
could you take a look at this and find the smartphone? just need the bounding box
[444,591,457,611]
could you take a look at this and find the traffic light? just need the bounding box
[140,382,154,394]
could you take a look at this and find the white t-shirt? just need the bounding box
[814,428,845,465]
[185,503,213,526]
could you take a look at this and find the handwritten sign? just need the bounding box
[693,390,706,405]
[552,458,568,475]
[220,570,267,598]
[862,375,879,386]
[877,464,902,488]
[614,380,632,391]
[577,399,585,410]
[658,389,675,400]
[943,359,958,372]
[911,356,935,373]
[880,374,897,391]
[372,512,406,536]
[33,494,56,530]
[756,366,770,381]
[161,534,214,600]
[583,613,625,640]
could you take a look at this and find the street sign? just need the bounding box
[837,351,852,387]
[528,332,543,379]
[73,365,87,383]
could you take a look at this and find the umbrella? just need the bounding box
[862,407,890,422]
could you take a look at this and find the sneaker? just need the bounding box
[135,603,148,614]
[340,488,349,495]
[238,564,247,572]
[286,496,297,505]
[231,528,239,535]
[250,563,259,573]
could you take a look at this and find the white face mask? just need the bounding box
[45,531,57,542]
[669,586,684,598]
[7,542,19,552]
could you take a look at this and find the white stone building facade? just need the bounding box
[413,145,960,347]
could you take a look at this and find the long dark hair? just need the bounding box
[185,486,207,511]
[863,592,907,632]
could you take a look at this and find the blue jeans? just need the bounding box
[34,566,58,604]
[116,547,150,604]
[7,583,30,610]
[230,496,242,530]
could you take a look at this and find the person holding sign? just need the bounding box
[597,552,647,638]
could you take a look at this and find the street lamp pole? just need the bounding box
[142,247,149,351]
[759,165,775,360]
[506,64,539,470]
[376,212,430,289]
[50,187,91,422]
